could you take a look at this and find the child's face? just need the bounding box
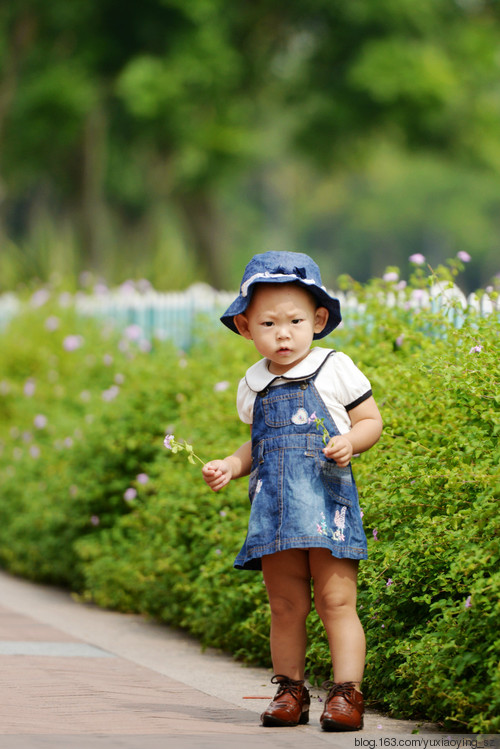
[234,283,328,375]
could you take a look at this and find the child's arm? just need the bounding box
[323,396,383,468]
[202,439,252,492]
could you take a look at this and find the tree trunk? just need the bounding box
[0,11,36,236]
[79,104,108,273]
[177,190,230,289]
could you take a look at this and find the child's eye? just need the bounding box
[262,321,274,327]
[292,319,303,325]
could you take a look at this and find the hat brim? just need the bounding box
[220,278,341,339]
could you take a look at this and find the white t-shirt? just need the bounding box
[237,347,372,434]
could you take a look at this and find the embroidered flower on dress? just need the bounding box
[331,506,346,542]
[317,513,328,536]
[317,510,346,542]
[291,408,309,425]
[334,506,346,530]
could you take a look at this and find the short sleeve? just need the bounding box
[313,352,372,434]
[236,377,256,424]
[320,352,372,410]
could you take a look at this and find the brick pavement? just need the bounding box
[0,570,443,749]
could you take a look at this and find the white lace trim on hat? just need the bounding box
[240,271,326,297]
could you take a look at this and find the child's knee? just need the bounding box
[314,590,355,621]
[269,591,311,621]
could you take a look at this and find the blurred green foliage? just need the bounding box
[0,266,498,733]
[1,1,500,290]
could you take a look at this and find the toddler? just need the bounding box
[202,251,382,732]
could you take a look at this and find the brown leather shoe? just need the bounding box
[320,681,364,731]
[260,675,310,727]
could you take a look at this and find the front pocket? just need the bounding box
[262,391,304,428]
[316,457,353,506]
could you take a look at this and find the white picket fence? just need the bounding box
[0,282,498,349]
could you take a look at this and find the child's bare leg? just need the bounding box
[309,550,365,688]
[261,549,312,680]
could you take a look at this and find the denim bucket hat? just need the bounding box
[220,251,341,339]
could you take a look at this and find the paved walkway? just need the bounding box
[0,569,443,749]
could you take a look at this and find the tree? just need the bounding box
[1,0,500,287]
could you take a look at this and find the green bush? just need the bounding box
[0,276,498,733]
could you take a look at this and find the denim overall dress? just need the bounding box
[234,354,368,570]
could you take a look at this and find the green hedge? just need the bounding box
[0,279,498,733]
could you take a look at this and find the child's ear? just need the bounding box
[234,313,253,339]
[314,307,329,335]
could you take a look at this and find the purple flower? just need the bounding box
[63,335,83,351]
[124,487,137,502]
[386,578,393,587]
[137,278,153,294]
[162,433,204,465]
[34,414,47,429]
[138,339,152,353]
[214,381,230,392]
[457,251,471,263]
[464,596,472,609]
[24,379,36,397]
[373,529,379,541]
[136,473,149,484]
[469,345,483,354]
[29,445,41,459]
[308,412,318,423]
[383,271,399,282]
[30,289,51,308]
[45,316,60,331]
[58,291,73,308]
[395,334,404,348]
[90,515,100,526]
[120,280,136,295]
[94,282,109,296]
[102,385,120,401]
[124,324,142,341]
[409,253,425,265]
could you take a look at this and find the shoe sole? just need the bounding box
[321,717,364,732]
[261,711,309,727]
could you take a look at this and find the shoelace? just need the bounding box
[322,681,357,704]
[271,674,305,701]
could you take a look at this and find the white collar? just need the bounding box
[244,347,334,393]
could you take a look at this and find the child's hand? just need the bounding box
[202,460,233,492]
[323,435,353,467]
